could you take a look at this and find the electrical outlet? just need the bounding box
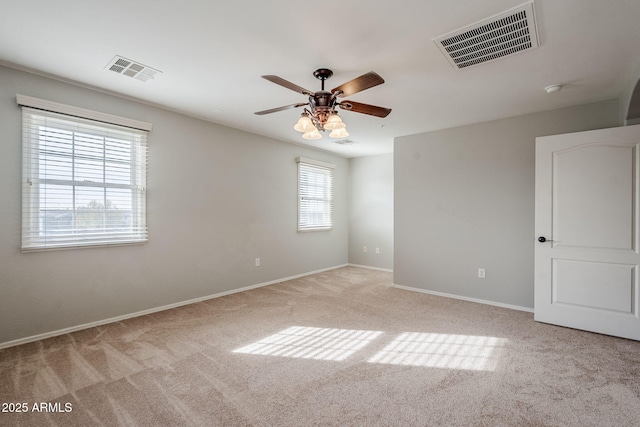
[478,268,486,279]
[255,258,260,267]
[363,246,368,253]
[375,248,380,254]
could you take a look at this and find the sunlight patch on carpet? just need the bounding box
[233,326,383,361]
[367,332,507,371]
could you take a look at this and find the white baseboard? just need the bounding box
[392,283,534,313]
[0,264,349,350]
[347,263,393,273]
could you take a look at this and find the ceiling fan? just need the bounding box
[255,68,391,140]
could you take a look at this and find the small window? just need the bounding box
[297,157,334,231]
[19,97,149,251]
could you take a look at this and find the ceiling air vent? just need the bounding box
[333,139,359,145]
[433,1,539,69]
[105,56,161,82]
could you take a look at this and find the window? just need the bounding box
[19,95,150,251]
[297,157,334,231]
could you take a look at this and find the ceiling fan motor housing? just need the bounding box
[310,91,334,109]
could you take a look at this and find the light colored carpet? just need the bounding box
[1,266,639,426]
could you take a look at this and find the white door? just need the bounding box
[535,124,640,341]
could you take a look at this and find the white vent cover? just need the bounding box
[333,139,358,145]
[105,56,161,82]
[433,1,539,69]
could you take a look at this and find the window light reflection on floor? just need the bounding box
[367,332,507,371]
[233,326,383,361]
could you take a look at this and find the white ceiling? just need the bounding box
[2,0,640,157]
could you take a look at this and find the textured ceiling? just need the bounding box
[2,0,640,157]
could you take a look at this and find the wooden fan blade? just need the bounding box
[254,103,308,115]
[339,100,391,118]
[331,72,385,97]
[262,75,315,96]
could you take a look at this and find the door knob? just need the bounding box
[538,236,554,243]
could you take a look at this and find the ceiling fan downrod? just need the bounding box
[312,68,333,91]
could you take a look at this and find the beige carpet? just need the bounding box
[1,266,639,426]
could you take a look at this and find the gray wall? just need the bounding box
[348,154,393,270]
[394,100,620,309]
[621,62,640,125]
[0,65,348,345]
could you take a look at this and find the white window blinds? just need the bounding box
[19,98,149,251]
[297,157,334,231]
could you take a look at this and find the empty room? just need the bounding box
[1,0,639,425]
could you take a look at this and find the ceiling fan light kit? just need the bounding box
[324,113,346,130]
[293,113,316,132]
[329,128,349,138]
[256,68,391,141]
[302,129,322,140]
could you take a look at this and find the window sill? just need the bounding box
[297,227,333,233]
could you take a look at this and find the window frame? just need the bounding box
[296,157,334,232]
[18,95,151,252]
